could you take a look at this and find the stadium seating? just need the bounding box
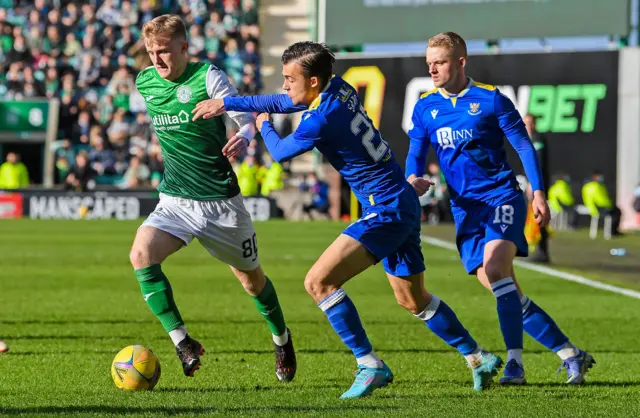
[0,0,261,190]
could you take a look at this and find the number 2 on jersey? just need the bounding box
[350,110,389,162]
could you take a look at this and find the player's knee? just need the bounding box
[303,271,321,297]
[396,296,421,315]
[483,259,509,282]
[304,269,331,301]
[232,266,265,296]
[129,246,151,270]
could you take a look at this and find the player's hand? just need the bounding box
[192,99,226,121]
[532,190,550,227]
[222,135,248,160]
[408,175,434,196]
[256,113,271,132]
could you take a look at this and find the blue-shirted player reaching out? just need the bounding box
[193,41,503,398]
[405,32,595,385]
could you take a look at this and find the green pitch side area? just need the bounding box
[1,220,639,417]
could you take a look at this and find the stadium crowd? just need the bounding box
[0,0,261,190]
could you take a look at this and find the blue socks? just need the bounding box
[415,295,479,356]
[491,277,523,361]
[318,289,373,359]
[522,295,570,352]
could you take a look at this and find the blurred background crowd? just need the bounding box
[0,0,265,191]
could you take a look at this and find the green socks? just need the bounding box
[136,267,286,342]
[135,264,184,333]
[252,278,287,337]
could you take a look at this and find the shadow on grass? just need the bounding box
[157,383,343,393]
[5,346,639,356]
[0,405,398,415]
[524,381,640,388]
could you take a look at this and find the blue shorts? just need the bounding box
[453,193,528,274]
[343,186,425,277]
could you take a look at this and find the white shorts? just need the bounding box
[142,193,260,271]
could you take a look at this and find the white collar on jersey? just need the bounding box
[438,77,474,100]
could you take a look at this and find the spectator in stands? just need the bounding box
[300,172,330,220]
[120,0,138,26]
[43,66,59,98]
[55,139,76,183]
[188,24,206,58]
[139,0,156,26]
[224,38,244,85]
[5,62,23,99]
[206,10,227,40]
[223,0,241,36]
[4,0,262,190]
[0,152,29,189]
[65,151,96,192]
[97,55,114,88]
[96,0,121,27]
[118,155,150,189]
[582,170,622,236]
[77,54,99,89]
[258,153,284,196]
[89,137,116,176]
[548,173,578,229]
[72,110,93,145]
[147,142,164,188]
[129,112,152,152]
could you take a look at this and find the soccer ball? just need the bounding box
[111,345,161,391]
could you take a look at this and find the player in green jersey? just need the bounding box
[130,14,296,382]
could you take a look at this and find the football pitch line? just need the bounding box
[421,235,640,300]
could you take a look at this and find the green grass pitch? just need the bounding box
[1,220,639,417]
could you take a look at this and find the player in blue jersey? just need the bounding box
[193,41,503,398]
[405,32,595,385]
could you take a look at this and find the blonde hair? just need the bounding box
[142,14,187,43]
[428,32,467,58]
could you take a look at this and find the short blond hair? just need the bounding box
[142,14,187,43]
[428,32,467,58]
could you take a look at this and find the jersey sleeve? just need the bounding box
[223,94,308,114]
[205,65,255,141]
[405,101,430,178]
[260,111,325,163]
[495,91,544,193]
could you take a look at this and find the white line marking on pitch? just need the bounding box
[421,235,640,300]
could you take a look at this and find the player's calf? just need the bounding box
[232,266,296,382]
[483,241,525,375]
[388,272,502,391]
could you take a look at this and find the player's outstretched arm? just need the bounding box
[256,112,324,163]
[496,92,550,226]
[193,94,308,121]
[225,94,308,114]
